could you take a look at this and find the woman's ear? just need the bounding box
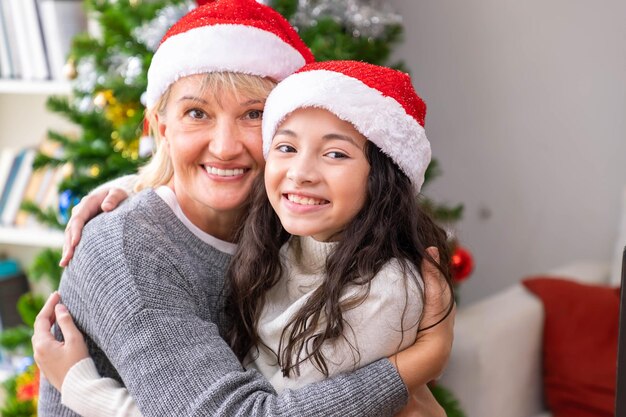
[156,114,168,147]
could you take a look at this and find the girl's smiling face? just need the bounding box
[264,107,370,242]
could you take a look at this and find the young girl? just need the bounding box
[228,60,453,390]
[35,60,453,415]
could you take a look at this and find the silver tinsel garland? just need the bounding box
[290,0,402,39]
[135,0,402,51]
[133,0,196,51]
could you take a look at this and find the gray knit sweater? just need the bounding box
[38,189,407,417]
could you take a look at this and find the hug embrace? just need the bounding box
[32,0,455,416]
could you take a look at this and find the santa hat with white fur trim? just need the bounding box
[145,0,315,108]
[262,60,431,193]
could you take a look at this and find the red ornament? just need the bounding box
[451,245,474,283]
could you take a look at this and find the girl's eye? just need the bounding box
[186,108,206,119]
[326,151,348,159]
[245,109,263,120]
[276,144,296,153]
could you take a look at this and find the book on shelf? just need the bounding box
[38,0,86,81]
[15,137,63,226]
[0,147,25,216]
[0,1,13,79]
[8,0,37,80]
[0,0,86,82]
[0,147,15,194]
[0,0,21,79]
[19,0,51,80]
[0,138,64,227]
[1,148,35,225]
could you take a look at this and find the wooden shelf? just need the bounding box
[0,79,71,95]
[0,226,63,248]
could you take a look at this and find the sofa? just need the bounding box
[439,188,626,417]
[438,261,612,417]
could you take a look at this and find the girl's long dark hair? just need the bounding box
[226,142,454,377]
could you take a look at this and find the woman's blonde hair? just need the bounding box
[135,72,277,192]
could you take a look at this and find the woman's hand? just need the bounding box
[32,292,89,391]
[389,247,456,390]
[395,385,446,417]
[60,187,128,266]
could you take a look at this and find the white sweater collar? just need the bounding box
[154,186,237,255]
[289,235,338,274]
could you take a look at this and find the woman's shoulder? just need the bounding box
[76,189,176,255]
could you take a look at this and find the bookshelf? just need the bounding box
[0,86,72,270]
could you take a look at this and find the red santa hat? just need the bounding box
[262,60,431,193]
[146,0,314,108]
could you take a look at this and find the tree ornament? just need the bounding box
[93,90,111,109]
[74,57,98,93]
[105,99,140,128]
[451,245,474,283]
[58,190,82,225]
[62,59,77,80]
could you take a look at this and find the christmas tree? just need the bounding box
[1,1,466,415]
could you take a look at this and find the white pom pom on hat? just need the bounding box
[262,60,431,193]
[146,0,315,108]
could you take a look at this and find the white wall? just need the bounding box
[389,0,626,304]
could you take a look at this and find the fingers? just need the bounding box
[101,188,128,212]
[54,304,83,345]
[32,292,61,364]
[60,214,83,267]
[33,291,60,335]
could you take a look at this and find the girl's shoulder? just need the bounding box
[343,258,423,303]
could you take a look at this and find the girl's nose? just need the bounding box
[286,154,319,185]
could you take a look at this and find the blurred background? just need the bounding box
[390,0,626,304]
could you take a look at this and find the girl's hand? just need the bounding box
[60,187,128,266]
[395,385,446,417]
[389,247,456,389]
[32,292,89,391]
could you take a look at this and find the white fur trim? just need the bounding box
[262,70,431,192]
[146,24,306,107]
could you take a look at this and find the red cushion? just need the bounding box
[522,277,619,417]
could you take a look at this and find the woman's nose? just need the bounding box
[209,120,243,160]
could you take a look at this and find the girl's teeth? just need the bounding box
[206,166,245,177]
[287,194,326,205]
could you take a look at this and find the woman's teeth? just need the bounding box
[287,194,327,205]
[205,166,245,177]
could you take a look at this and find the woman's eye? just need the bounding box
[245,109,263,120]
[326,151,348,159]
[186,108,206,119]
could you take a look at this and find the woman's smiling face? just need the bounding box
[158,74,268,232]
[264,107,371,242]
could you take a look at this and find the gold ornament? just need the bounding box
[94,90,113,109]
[62,59,77,80]
[90,165,101,177]
[105,101,141,129]
[61,163,73,178]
